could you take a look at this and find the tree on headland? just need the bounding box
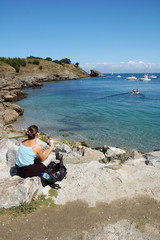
[60,58,71,64]
[74,62,79,68]
[27,56,42,59]
[52,58,71,65]
[45,57,52,61]
[52,59,63,65]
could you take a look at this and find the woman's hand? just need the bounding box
[49,145,54,151]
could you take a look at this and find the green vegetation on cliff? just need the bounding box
[0,56,87,77]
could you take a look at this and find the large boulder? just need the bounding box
[0,138,17,165]
[6,145,19,167]
[0,176,42,208]
[3,102,24,115]
[4,108,19,124]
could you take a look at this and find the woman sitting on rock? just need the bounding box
[16,125,54,186]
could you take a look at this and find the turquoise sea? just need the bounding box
[15,74,160,153]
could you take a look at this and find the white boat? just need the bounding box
[116,75,122,78]
[139,74,151,81]
[126,76,137,80]
[150,74,157,79]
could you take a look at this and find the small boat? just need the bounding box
[132,89,140,95]
[150,74,157,79]
[139,74,151,81]
[126,76,137,80]
[116,75,122,78]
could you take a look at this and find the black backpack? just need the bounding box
[45,158,67,189]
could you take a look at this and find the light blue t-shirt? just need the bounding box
[16,143,37,167]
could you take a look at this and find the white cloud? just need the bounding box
[80,61,160,73]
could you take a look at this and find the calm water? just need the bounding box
[15,74,160,152]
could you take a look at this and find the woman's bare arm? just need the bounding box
[36,145,54,161]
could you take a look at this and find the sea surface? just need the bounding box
[15,73,160,152]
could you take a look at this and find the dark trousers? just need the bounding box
[16,158,47,187]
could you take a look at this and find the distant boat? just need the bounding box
[116,75,122,78]
[139,74,151,82]
[132,89,140,95]
[126,76,137,80]
[150,74,157,79]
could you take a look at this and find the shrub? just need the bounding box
[60,58,71,64]
[39,65,43,70]
[53,59,63,65]
[27,56,42,59]
[0,57,26,72]
[74,62,79,68]
[45,57,52,61]
[32,60,39,65]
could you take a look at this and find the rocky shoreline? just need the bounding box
[0,133,160,239]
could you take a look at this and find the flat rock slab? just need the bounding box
[52,160,160,207]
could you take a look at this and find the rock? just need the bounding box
[0,138,17,165]
[89,70,105,77]
[3,102,24,115]
[145,156,160,167]
[101,147,143,163]
[52,160,160,206]
[0,176,42,208]
[54,144,72,154]
[64,147,104,164]
[6,145,19,167]
[105,146,126,156]
[4,108,19,124]
[0,164,11,182]
[144,151,160,167]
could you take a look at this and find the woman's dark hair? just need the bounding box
[26,125,39,139]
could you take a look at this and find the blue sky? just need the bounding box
[1,0,160,72]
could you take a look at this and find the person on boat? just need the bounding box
[136,89,139,94]
[16,125,54,187]
[132,89,136,94]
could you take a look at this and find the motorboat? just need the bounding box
[150,74,157,79]
[126,76,137,80]
[116,75,122,78]
[139,74,151,81]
